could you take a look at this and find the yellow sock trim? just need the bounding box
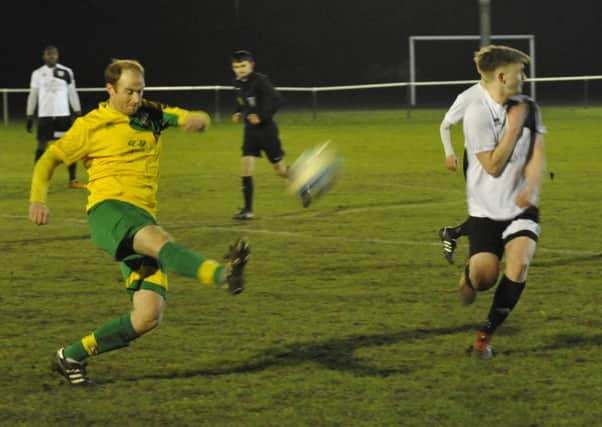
[82,333,99,356]
[198,260,220,286]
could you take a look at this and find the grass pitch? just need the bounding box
[1,108,601,426]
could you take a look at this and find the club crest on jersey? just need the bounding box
[129,104,165,135]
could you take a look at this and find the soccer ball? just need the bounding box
[288,141,343,202]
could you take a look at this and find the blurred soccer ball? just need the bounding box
[288,141,343,202]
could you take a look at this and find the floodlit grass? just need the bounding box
[1,108,601,426]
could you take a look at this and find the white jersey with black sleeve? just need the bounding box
[463,85,546,221]
[27,64,81,118]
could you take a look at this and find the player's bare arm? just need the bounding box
[476,102,528,176]
[439,120,458,171]
[182,111,211,131]
[516,135,546,208]
[247,113,261,125]
[29,202,50,225]
[445,154,458,171]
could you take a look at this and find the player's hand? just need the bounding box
[29,201,50,225]
[183,112,211,131]
[507,102,528,130]
[26,116,34,133]
[232,112,241,123]
[247,114,261,125]
[515,186,534,208]
[445,154,458,172]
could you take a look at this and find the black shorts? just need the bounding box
[467,206,540,259]
[37,116,73,142]
[242,122,285,163]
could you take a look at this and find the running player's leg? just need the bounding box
[478,215,539,343]
[34,118,52,162]
[471,215,539,358]
[264,123,311,207]
[234,127,259,219]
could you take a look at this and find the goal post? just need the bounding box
[408,34,536,106]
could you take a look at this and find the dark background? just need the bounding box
[2,0,602,112]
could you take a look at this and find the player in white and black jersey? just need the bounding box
[457,45,546,358]
[26,45,85,189]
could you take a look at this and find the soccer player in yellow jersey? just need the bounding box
[28,59,250,386]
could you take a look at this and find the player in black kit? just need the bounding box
[230,50,310,220]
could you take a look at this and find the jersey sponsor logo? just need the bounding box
[52,67,72,84]
[128,139,147,148]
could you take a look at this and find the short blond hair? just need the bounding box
[474,45,530,77]
[104,59,145,86]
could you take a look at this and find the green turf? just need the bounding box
[1,108,601,426]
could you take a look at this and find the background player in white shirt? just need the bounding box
[458,45,546,358]
[26,45,85,189]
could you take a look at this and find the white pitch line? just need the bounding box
[2,213,599,257]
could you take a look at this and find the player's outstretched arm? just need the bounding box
[181,111,211,131]
[29,150,62,225]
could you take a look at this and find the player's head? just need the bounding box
[105,59,145,115]
[42,45,59,67]
[474,45,529,95]
[231,50,255,80]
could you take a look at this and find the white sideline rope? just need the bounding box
[3,75,602,93]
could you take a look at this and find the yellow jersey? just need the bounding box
[48,100,206,218]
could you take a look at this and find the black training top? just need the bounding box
[233,72,282,126]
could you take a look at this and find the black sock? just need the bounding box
[242,176,253,211]
[68,163,77,181]
[34,149,45,162]
[481,275,525,334]
[453,219,470,237]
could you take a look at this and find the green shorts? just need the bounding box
[89,199,168,300]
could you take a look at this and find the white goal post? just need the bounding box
[409,34,536,105]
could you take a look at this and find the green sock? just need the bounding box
[158,241,206,277]
[158,241,224,285]
[63,314,138,361]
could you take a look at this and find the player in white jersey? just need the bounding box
[26,46,85,189]
[457,45,546,359]
[438,83,482,264]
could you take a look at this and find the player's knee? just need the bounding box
[506,261,530,283]
[472,267,499,291]
[131,309,163,334]
[468,255,499,291]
